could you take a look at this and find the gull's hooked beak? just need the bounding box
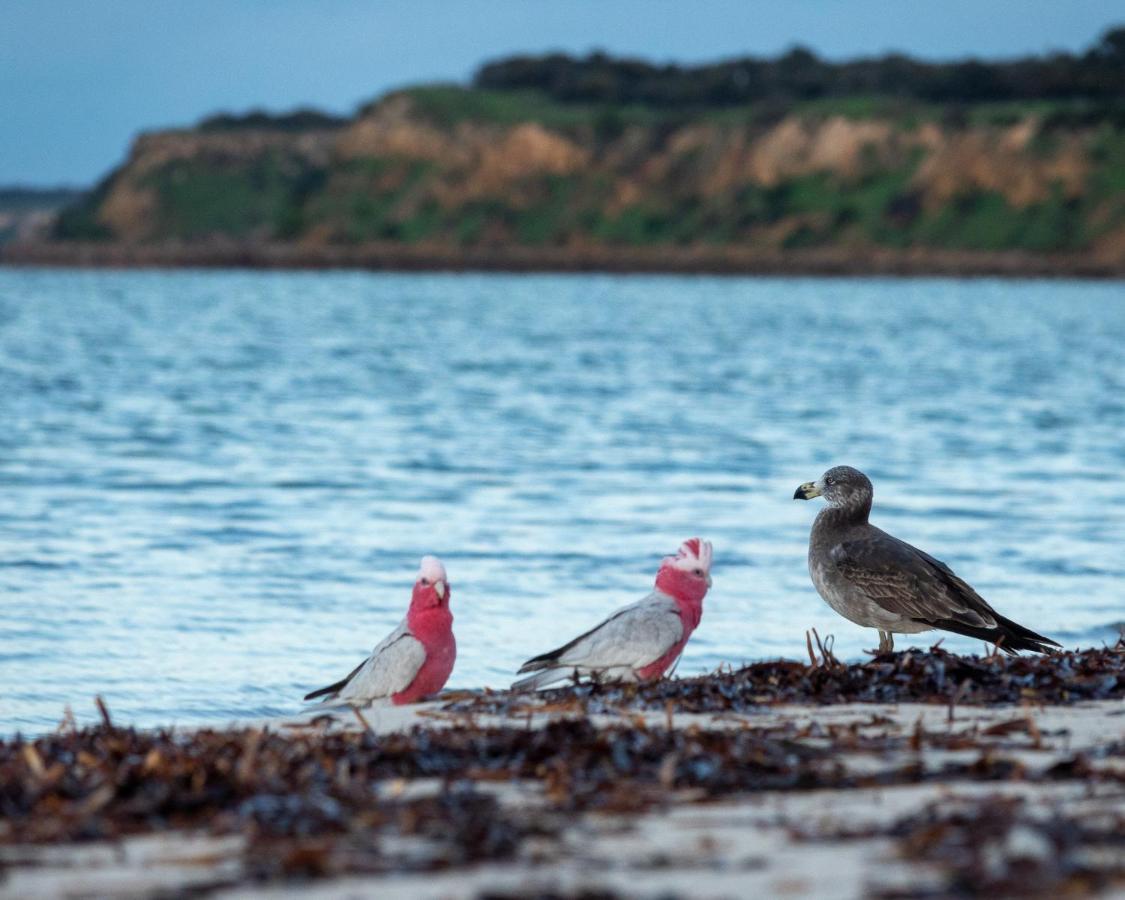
[434,579,447,600]
[794,481,822,500]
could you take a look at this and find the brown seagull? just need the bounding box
[794,465,1060,654]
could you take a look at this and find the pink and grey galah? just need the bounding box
[304,555,456,706]
[512,538,713,691]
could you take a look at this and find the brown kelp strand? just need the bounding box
[451,644,1125,717]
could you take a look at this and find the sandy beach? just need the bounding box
[3,646,1123,899]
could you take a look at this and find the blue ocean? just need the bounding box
[1,269,1122,733]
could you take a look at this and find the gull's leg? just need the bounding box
[878,630,894,653]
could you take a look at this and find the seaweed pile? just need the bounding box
[2,721,847,846]
[1,646,1122,890]
[2,709,1123,886]
[1,723,547,877]
[456,642,1125,717]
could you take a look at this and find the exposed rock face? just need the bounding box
[913,127,1088,208]
[49,91,1125,261]
[336,96,456,162]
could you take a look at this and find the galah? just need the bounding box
[512,538,713,691]
[304,555,456,706]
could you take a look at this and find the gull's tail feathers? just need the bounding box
[921,614,1061,655]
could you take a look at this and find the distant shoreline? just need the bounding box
[3,240,1122,279]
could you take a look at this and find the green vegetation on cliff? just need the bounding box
[49,28,1125,264]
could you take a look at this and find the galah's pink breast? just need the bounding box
[635,634,690,681]
[392,627,456,705]
[634,596,702,681]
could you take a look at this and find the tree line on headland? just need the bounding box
[475,28,1125,107]
[6,27,1124,276]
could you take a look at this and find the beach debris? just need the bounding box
[455,643,1124,718]
[1,645,1121,888]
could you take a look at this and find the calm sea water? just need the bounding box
[1,269,1122,734]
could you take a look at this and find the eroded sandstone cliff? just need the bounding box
[44,87,1125,268]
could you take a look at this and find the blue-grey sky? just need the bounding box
[2,0,1121,186]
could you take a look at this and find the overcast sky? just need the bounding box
[2,0,1121,186]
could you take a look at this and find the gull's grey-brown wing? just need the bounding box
[829,528,997,626]
[829,527,1059,652]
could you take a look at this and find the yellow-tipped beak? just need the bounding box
[793,481,822,500]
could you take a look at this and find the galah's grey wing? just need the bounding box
[306,619,426,704]
[336,624,426,703]
[550,592,684,670]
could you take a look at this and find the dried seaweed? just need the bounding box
[2,715,1119,858]
[454,643,1125,717]
[0,726,548,878]
[1,644,1121,887]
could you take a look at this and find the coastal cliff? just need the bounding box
[10,34,1125,275]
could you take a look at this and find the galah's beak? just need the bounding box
[434,579,447,600]
[706,573,712,588]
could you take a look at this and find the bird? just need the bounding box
[794,465,1059,655]
[304,555,456,706]
[512,538,713,691]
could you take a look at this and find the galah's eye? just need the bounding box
[421,578,429,585]
[693,568,704,576]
